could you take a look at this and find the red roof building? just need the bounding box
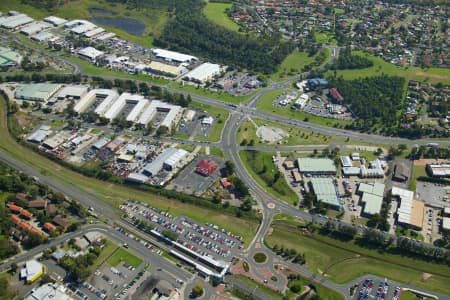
[329,87,344,102]
[11,214,21,224]
[195,160,219,177]
[8,202,33,219]
[20,209,33,220]
[11,215,44,236]
[43,222,56,232]
[220,178,232,188]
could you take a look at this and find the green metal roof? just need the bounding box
[14,83,61,101]
[310,177,341,208]
[297,158,336,173]
[361,193,383,215]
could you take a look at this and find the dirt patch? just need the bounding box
[256,125,289,143]
[415,71,450,81]
[421,273,432,281]
[414,159,449,166]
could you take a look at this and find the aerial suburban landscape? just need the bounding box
[0,0,449,299]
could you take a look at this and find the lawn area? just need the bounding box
[325,51,450,85]
[287,277,345,300]
[410,165,427,192]
[314,32,338,46]
[0,97,258,246]
[400,291,420,300]
[50,120,65,128]
[88,240,119,273]
[188,101,229,142]
[265,222,450,294]
[169,82,251,104]
[2,0,168,48]
[334,8,345,14]
[107,247,143,268]
[203,1,240,32]
[270,50,317,82]
[237,117,343,146]
[257,89,351,128]
[240,150,299,205]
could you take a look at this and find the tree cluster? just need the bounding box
[271,244,306,264]
[58,246,102,281]
[332,47,373,70]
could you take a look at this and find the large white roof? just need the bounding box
[186,63,222,82]
[78,46,104,59]
[20,21,51,35]
[152,48,197,63]
[126,99,149,122]
[44,16,67,26]
[104,93,144,120]
[1,14,33,28]
[75,89,118,113]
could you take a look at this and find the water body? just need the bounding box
[88,8,114,15]
[89,17,146,35]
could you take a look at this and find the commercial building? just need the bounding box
[143,148,180,177]
[138,100,183,130]
[360,159,385,178]
[145,61,188,77]
[0,13,34,29]
[15,83,62,102]
[297,158,337,175]
[20,21,51,35]
[74,89,118,113]
[151,48,198,65]
[185,63,223,83]
[163,149,188,171]
[57,85,88,100]
[392,186,424,230]
[78,46,104,61]
[0,46,22,67]
[310,177,341,210]
[103,93,145,120]
[84,27,105,38]
[426,163,450,178]
[358,182,385,216]
[31,31,60,43]
[44,16,67,26]
[25,283,74,300]
[340,156,353,167]
[27,125,52,143]
[329,87,344,102]
[307,78,328,89]
[195,160,219,177]
[20,260,44,284]
[293,94,309,108]
[95,32,116,41]
[126,98,149,122]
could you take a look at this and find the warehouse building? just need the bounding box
[20,21,51,35]
[95,32,116,41]
[357,182,385,216]
[340,156,353,167]
[310,177,342,210]
[151,48,198,65]
[0,46,22,67]
[426,163,450,178]
[31,31,60,43]
[78,46,104,62]
[104,93,145,120]
[126,98,149,122]
[20,260,44,284]
[145,61,188,78]
[0,13,34,29]
[143,148,179,177]
[27,125,52,143]
[44,16,67,26]
[74,89,118,113]
[25,283,74,300]
[15,83,62,102]
[185,62,223,83]
[84,27,104,38]
[57,85,88,100]
[392,186,424,230]
[138,100,183,131]
[297,158,337,175]
[163,149,188,171]
[360,159,385,178]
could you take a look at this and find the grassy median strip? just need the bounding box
[0,97,258,245]
[265,221,450,294]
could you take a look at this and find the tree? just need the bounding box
[191,284,204,298]
[223,161,235,177]
[162,229,178,241]
[156,126,169,136]
[9,263,18,274]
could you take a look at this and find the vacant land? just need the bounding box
[265,221,450,294]
[107,247,143,268]
[203,1,240,32]
[410,165,427,191]
[188,102,229,142]
[326,51,450,85]
[240,150,298,205]
[88,240,119,273]
[314,32,338,46]
[270,51,316,82]
[0,97,258,245]
[169,82,251,104]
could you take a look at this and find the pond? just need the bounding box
[89,8,114,15]
[89,17,146,35]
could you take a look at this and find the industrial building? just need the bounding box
[143,148,181,177]
[360,159,385,178]
[357,182,385,216]
[78,46,104,62]
[329,87,344,102]
[426,163,450,178]
[310,177,341,210]
[27,125,52,143]
[185,62,223,83]
[31,31,60,43]
[0,13,34,29]
[20,21,51,35]
[163,149,188,171]
[392,186,424,230]
[15,83,62,102]
[126,98,149,122]
[138,100,183,130]
[20,260,44,284]
[95,32,116,41]
[0,46,22,67]
[297,158,337,175]
[294,94,309,109]
[442,207,450,232]
[43,16,67,26]
[74,89,118,113]
[340,156,353,168]
[25,283,74,300]
[104,93,145,120]
[56,85,88,100]
[145,61,188,78]
[83,27,105,38]
[151,48,198,65]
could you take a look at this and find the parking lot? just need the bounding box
[119,201,243,261]
[355,278,401,300]
[176,109,214,138]
[170,155,224,195]
[416,182,449,208]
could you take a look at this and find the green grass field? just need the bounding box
[88,240,119,273]
[314,32,338,46]
[107,247,143,268]
[265,222,450,294]
[203,1,240,32]
[0,97,258,245]
[270,51,316,82]
[410,165,427,191]
[257,89,351,128]
[2,0,168,48]
[326,51,450,85]
[169,82,251,104]
[188,101,229,142]
[237,117,343,146]
[240,150,298,205]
